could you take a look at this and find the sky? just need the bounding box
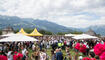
[0,0,105,28]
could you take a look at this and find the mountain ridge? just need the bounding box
[0,15,105,36]
[0,15,72,33]
[72,25,105,36]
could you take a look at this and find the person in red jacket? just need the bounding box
[0,51,7,60]
[17,50,23,60]
[13,51,18,60]
[2,55,8,60]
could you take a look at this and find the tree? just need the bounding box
[14,29,19,33]
[24,28,33,33]
[14,28,33,33]
[39,29,53,35]
[96,34,101,37]
[39,30,46,34]
[57,32,66,35]
[70,31,83,34]
[45,31,53,35]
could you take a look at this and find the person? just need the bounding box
[1,51,8,60]
[22,46,27,60]
[39,42,43,51]
[7,48,13,60]
[0,44,2,51]
[17,50,23,60]
[2,54,8,60]
[78,56,83,60]
[34,50,40,60]
[66,47,69,53]
[51,50,56,60]
[31,53,35,60]
[46,43,50,49]
[25,51,29,60]
[86,43,89,56]
[69,40,73,49]
[32,44,35,51]
[64,53,71,60]
[74,52,78,60]
[13,51,18,60]
[56,48,63,60]
[89,52,96,60]
[40,49,47,60]
[58,42,62,48]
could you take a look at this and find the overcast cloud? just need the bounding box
[0,0,105,28]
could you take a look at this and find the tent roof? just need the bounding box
[72,34,98,39]
[65,33,78,37]
[3,26,14,31]
[28,28,43,36]
[0,34,38,42]
[2,33,15,36]
[17,28,28,35]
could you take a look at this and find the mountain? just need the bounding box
[0,15,105,36]
[87,25,105,36]
[74,25,105,36]
[0,15,72,33]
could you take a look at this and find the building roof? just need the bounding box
[3,26,14,31]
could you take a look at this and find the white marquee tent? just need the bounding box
[2,33,15,36]
[0,34,38,42]
[72,34,98,39]
[65,33,78,37]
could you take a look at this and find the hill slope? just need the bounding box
[0,15,72,33]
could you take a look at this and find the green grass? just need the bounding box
[28,49,33,60]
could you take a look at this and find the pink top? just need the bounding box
[0,55,7,60]
[13,55,18,60]
[17,53,23,60]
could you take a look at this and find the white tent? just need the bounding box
[2,33,15,36]
[65,33,78,37]
[0,34,38,42]
[72,34,98,39]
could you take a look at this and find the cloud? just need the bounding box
[0,0,105,28]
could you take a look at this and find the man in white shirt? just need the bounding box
[0,46,2,51]
[22,48,27,60]
[7,49,13,60]
[40,50,47,60]
[22,48,27,56]
[79,56,83,60]
[32,44,35,51]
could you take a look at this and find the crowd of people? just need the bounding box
[0,36,105,60]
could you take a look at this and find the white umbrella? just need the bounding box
[0,34,38,42]
[72,34,98,39]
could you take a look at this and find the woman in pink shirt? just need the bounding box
[13,51,18,60]
[2,55,7,60]
[17,51,23,60]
